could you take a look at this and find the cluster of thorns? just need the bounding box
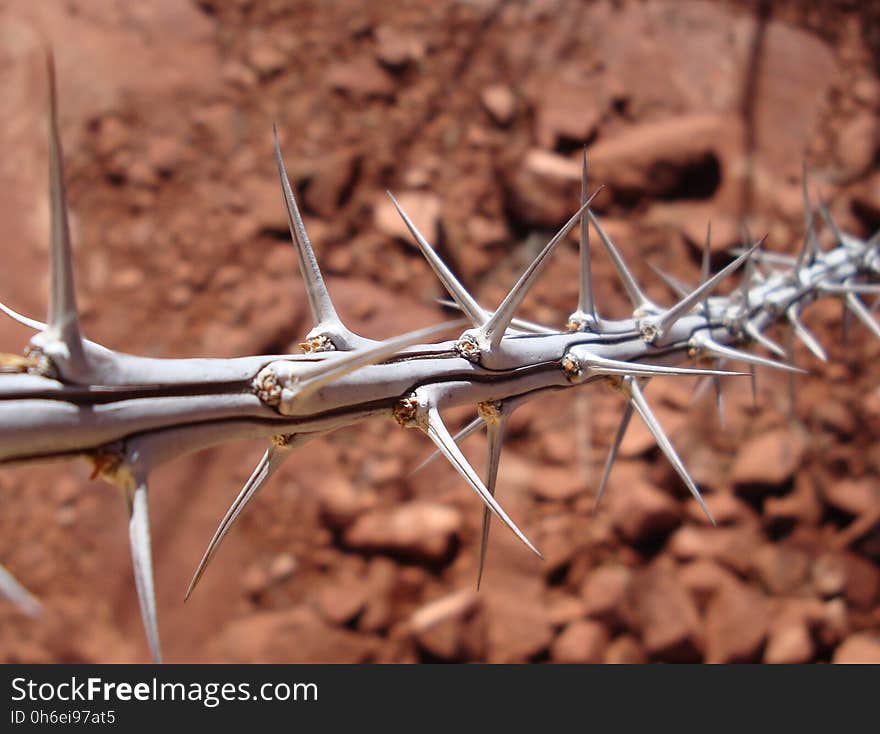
[1,55,878,662]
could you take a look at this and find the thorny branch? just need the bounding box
[1,56,879,662]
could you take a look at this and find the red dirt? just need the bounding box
[0,0,878,663]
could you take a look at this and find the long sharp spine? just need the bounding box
[787,307,828,362]
[476,405,509,590]
[479,192,601,352]
[388,191,486,328]
[186,439,297,601]
[126,478,161,663]
[624,377,715,526]
[574,149,597,327]
[424,406,541,559]
[44,53,87,377]
[588,209,652,313]
[594,401,633,510]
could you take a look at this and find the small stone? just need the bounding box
[317,476,375,530]
[247,42,287,78]
[301,149,359,218]
[581,564,633,627]
[819,478,879,517]
[534,77,602,148]
[241,563,271,597]
[146,136,182,176]
[222,60,257,87]
[815,598,850,649]
[343,502,461,563]
[841,552,880,611]
[551,620,609,663]
[587,115,728,199]
[480,84,516,126]
[667,525,761,575]
[812,552,847,597]
[704,578,770,663]
[327,59,395,99]
[628,564,702,661]
[764,473,823,527]
[833,633,880,664]
[212,607,376,663]
[529,465,588,502]
[374,25,424,69]
[607,478,680,544]
[853,76,880,105]
[484,588,554,663]
[506,148,581,226]
[730,427,807,488]
[604,635,647,664]
[315,576,370,626]
[167,284,191,309]
[672,207,741,254]
[764,613,814,664]
[467,215,508,248]
[268,553,297,583]
[414,614,462,660]
[750,544,810,595]
[678,559,738,608]
[374,191,440,243]
[408,589,478,635]
[546,592,586,627]
[811,399,856,437]
[358,558,398,633]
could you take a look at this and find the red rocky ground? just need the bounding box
[0,0,878,663]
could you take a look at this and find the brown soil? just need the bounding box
[0,0,878,663]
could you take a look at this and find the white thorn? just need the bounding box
[387,191,486,328]
[411,416,484,476]
[787,306,828,362]
[730,247,796,268]
[821,282,880,296]
[694,336,807,374]
[294,320,465,401]
[845,293,880,339]
[796,164,819,270]
[651,242,760,339]
[749,363,758,407]
[818,201,844,246]
[126,477,161,663]
[424,406,541,559]
[45,53,87,374]
[625,377,716,526]
[594,401,633,510]
[577,148,596,322]
[743,321,786,358]
[647,262,691,299]
[588,208,652,312]
[0,564,42,617]
[480,192,601,352]
[186,439,298,601]
[713,373,725,428]
[701,221,712,292]
[476,404,511,590]
[739,238,756,308]
[0,302,46,331]
[273,127,343,335]
[785,326,797,417]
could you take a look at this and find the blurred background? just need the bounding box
[0,0,878,663]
